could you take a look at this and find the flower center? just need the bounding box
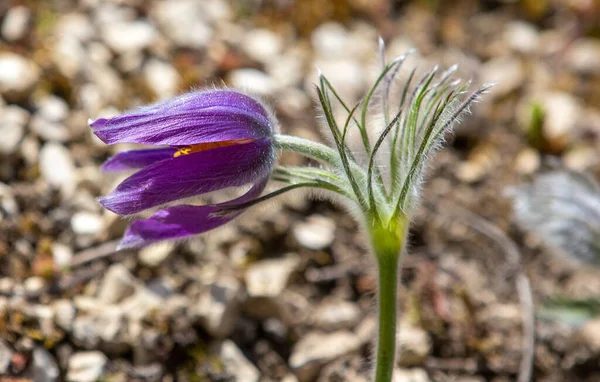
[173,138,255,157]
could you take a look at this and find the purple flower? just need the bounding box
[91,90,277,248]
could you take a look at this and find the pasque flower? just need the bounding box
[92,39,489,382]
[91,90,277,249]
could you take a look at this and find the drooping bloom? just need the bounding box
[90,90,277,248]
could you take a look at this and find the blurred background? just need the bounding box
[1,0,600,381]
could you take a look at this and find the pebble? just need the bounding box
[53,39,85,79]
[40,142,76,195]
[514,148,540,175]
[242,28,284,63]
[503,21,539,55]
[151,0,212,49]
[292,215,336,250]
[101,21,157,54]
[31,113,70,141]
[29,347,60,382]
[0,105,29,154]
[566,38,600,76]
[1,5,31,42]
[393,368,431,382]
[267,56,306,92]
[97,264,137,304]
[138,241,175,267]
[311,22,351,59]
[540,92,580,151]
[194,276,244,338]
[55,13,95,42]
[313,300,362,331]
[245,254,300,298]
[0,339,12,376]
[563,145,597,172]
[0,52,40,100]
[71,211,105,235]
[24,276,45,295]
[581,318,600,354]
[396,323,432,367]
[289,331,361,382]
[120,287,164,322]
[52,243,73,270]
[37,95,69,122]
[480,56,524,98]
[220,340,261,382]
[143,59,180,99]
[67,351,108,382]
[53,299,76,331]
[311,58,366,102]
[227,69,276,97]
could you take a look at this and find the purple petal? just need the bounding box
[99,138,274,215]
[101,148,177,172]
[90,90,273,145]
[118,177,268,248]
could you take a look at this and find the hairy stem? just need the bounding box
[369,217,407,382]
[375,252,400,382]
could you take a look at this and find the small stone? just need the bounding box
[310,59,365,102]
[393,368,431,382]
[0,52,40,100]
[0,278,15,295]
[24,276,45,295]
[564,145,598,172]
[293,215,336,250]
[97,264,137,304]
[71,211,104,235]
[40,142,76,194]
[566,38,600,75]
[53,299,76,331]
[194,276,244,338]
[311,22,351,59]
[1,6,31,42]
[53,36,86,79]
[0,105,29,154]
[503,21,539,54]
[55,13,95,42]
[120,287,164,322]
[29,347,60,382]
[219,340,260,382]
[514,148,540,175]
[396,323,432,367]
[138,241,175,267]
[581,318,600,354]
[242,28,284,63]
[289,331,361,382]
[313,300,362,331]
[143,59,180,99]
[480,56,524,98]
[541,92,580,151]
[37,95,69,122]
[30,116,70,142]
[67,351,108,382]
[245,254,300,298]
[101,21,157,54]
[151,0,213,49]
[266,51,306,89]
[51,243,73,269]
[227,69,275,97]
[0,339,12,375]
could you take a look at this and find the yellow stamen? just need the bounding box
[173,138,255,157]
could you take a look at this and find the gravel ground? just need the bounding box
[1,0,600,381]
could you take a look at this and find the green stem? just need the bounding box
[369,216,407,382]
[374,251,400,382]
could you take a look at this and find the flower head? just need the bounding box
[91,89,277,248]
